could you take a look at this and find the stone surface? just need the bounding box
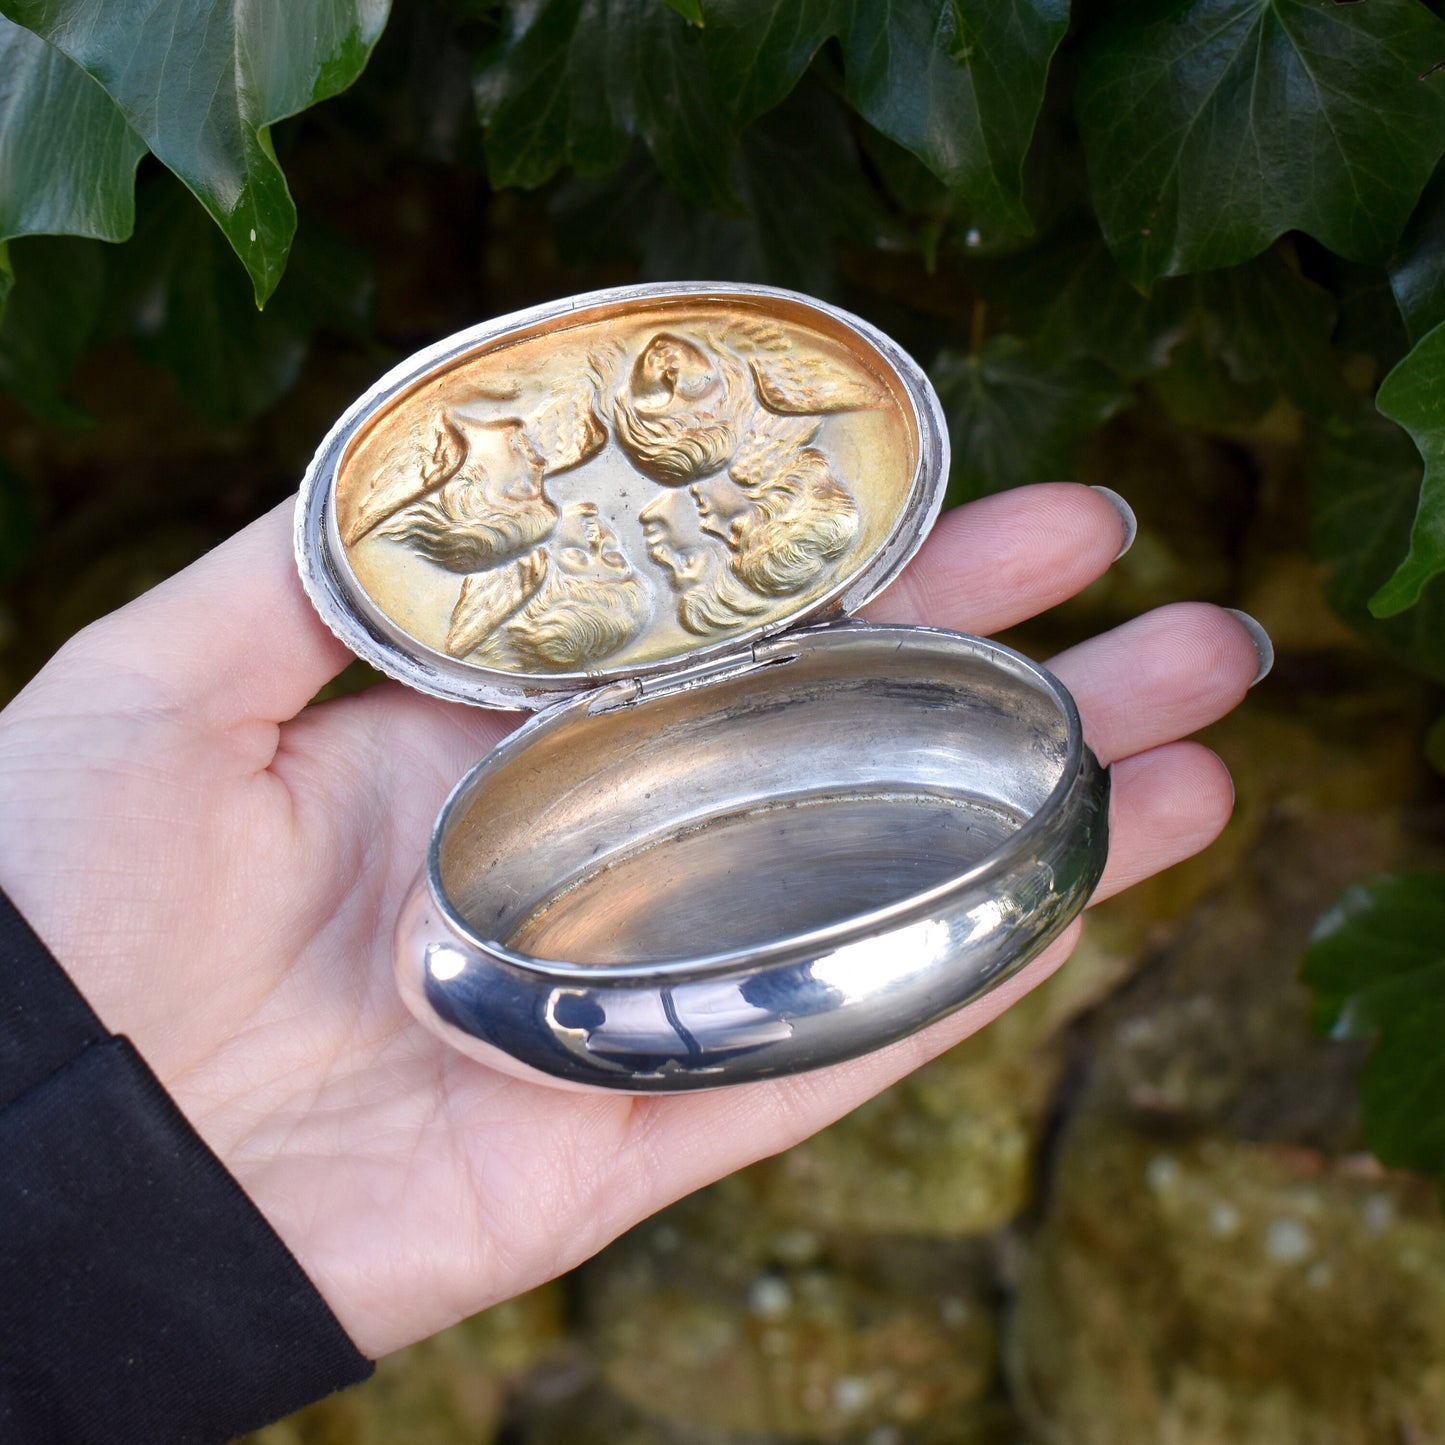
[581,1194,999,1440]
[242,1285,566,1445]
[1011,1121,1445,1445]
[1007,672,1442,1444]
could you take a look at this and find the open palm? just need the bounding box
[0,483,1257,1359]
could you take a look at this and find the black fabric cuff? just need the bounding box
[0,892,374,1444]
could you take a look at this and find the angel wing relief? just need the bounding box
[328,292,920,683]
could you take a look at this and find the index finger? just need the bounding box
[44,499,353,732]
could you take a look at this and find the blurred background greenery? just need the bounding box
[4,0,1445,1438]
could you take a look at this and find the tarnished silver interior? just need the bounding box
[437,626,1073,968]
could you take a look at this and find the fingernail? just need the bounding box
[1090,485,1137,561]
[1225,608,1274,687]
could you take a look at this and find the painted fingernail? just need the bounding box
[1090,485,1137,561]
[1225,608,1274,687]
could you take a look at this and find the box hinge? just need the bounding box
[583,637,803,717]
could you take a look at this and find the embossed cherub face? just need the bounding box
[613,333,752,485]
[638,489,707,586]
[553,501,632,581]
[328,294,914,687]
[505,502,651,671]
[629,334,723,414]
[721,448,861,599]
[688,473,754,549]
[380,416,557,573]
[638,488,767,638]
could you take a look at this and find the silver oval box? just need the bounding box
[296,282,1110,1092]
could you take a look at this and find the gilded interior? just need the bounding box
[333,295,919,675]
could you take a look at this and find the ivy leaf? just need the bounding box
[1187,252,1353,426]
[972,231,1350,422]
[1371,323,1445,616]
[1078,0,1445,287]
[475,0,736,212]
[1304,874,1445,1182]
[0,16,145,270]
[552,80,883,294]
[1390,160,1445,346]
[0,0,391,306]
[0,235,107,424]
[662,0,702,20]
[932,337,1130,503]
[700,0,1069,232]
[111,179,373,428]
[1308,401,1445,682]
[968,227,1171,378]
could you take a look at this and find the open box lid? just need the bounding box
[295,282,949,712]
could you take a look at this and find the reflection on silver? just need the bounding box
[393,624,1110,1093]
[298,284,1110,1091]
[811,917,952,1001]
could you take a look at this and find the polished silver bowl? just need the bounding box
[395,621,1109,1092]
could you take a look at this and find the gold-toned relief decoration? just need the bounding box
[334,299,918,675]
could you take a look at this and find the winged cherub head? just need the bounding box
[612,333,752,485]
[380,417,558,573]
[503,503,653,670]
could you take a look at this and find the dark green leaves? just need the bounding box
[1079,0,1445,287]
[932,338,1130,502]
[0,235,106,424]
[1308,402,1445,682]
[705,0,1069,231]
[114,180,373,428]
[475,0,736,210]
[973,235,1350,423]
[1390,162,1445,345]
[0,0,391,304]
[1305,874,1445,1183]
[1372,324,1445,616]
[0,16,145,255]
[479,0,1069,234]
[553,79,887,295]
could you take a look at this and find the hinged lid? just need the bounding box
[295,282,948,711]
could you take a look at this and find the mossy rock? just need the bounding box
[1011,1119,1445,1444]
[581,1198,997,1439]
[244,1284,566,1445]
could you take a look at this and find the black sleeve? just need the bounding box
[0,890,375,1444]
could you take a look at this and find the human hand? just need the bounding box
[0,483,1262,1358]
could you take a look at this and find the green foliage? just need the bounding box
[1372,323,1445,615]
[974,238,1350,418]
[1308,403,1445,683]
[1077,0,1445,287]
[475,0,736,209]
[0,235,105,424]
[1305,875,1445,1183]
[0,0,390,303]
[5,0,1445,1182]
[935,337,1129,501]
[700,0,1069,232]
[0,16,145,264]
[1390,162,1445,345]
